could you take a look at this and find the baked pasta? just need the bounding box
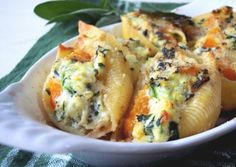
[189,6,236,111]
[121,46,221,142]
[42,32,133,137]
[41,7,229,141]
[77,21,146,84]
[121,11,187,56]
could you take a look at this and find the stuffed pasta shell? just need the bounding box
[121,46,221,142]
[191,6,236,111]
[77,21,144,83]
[42,31,133,137]
[121,11,187,56]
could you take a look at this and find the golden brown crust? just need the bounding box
[121,12,187,56]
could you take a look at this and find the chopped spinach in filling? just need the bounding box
[133,50,210,142]
[49,46,110,129]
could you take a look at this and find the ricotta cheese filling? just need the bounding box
[192,6,236,80]
[132,47,210,142]
[126,12,185,48]
[49,46,110,131]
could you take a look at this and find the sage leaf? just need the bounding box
[139,3,186,13]
[100,0,109,9]
[47,8,108,24]
[34,0,98,20]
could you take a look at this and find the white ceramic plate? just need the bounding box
[1,1,236,166]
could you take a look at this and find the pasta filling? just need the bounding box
[45,46,111,133]
[192,6,236,81]
[131,47,210,142]
[125,12,186,48]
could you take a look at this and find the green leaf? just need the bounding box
[47,8,109,24]
[100,0,109,9]
[34,0,98,20]
[115,1,186,13]
[139,3,186,13]
[95,14,120,27]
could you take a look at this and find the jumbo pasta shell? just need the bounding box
[42,23,133,138]
[179,52,221,137]
[121,11,187,56]
[188,6,236,111]
[121,47,221,142]
[78,21,141,83]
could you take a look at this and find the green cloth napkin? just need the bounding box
[1,2,236,167]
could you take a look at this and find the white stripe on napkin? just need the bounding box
[25,153,42,167]
[47,154,72,167]
[0,148,19,167]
